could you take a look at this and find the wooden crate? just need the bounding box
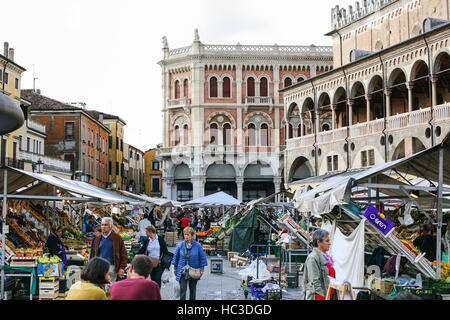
[39,287,59,300]
[227,251,239,260]
[39,278,59,291]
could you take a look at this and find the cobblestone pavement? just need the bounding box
[160,241,303,300]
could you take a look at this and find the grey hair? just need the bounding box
[101,217,114,226]
[312,229,329,247]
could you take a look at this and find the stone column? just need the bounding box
[385,89,392,117]
[365,94,372,122]
[274,176,282,203]
[406,81,414,113]
[430,75,438,107]
[236,177,244,202]
[331,104,336,129]
[192,176,205,198]
[299,114,304,137]
[348,99,354,126]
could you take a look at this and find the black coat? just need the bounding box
[138,235,169,258]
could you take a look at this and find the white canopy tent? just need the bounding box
[183,191,242,207]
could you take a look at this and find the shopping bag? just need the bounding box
[172,280,180,300]
[162,269,170,284]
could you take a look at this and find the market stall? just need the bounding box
[290,138,450,299]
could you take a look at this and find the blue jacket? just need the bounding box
[172,240,208,282]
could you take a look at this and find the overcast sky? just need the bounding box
[4,0,356,152]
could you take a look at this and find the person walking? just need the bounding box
[172,226,208,300]
[44,226,67,266]
[138,214,152,246]
[110,255,161,300]
[89,226,102,259]
[163,215,174,232]
[83,215,95,233]
[137,225,169,288]
[92,217,128,283]
[302,229,331,300]
[66,257,110,300]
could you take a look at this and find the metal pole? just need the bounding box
[1,168,8,300]
[306,212,311,255]
[436,146,444,279]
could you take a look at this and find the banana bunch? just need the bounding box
[38,254,62,264]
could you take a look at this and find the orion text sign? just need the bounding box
[363,205,395,235]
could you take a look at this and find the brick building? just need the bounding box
[22,89,111,187]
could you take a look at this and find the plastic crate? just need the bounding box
[266,289,282,300]
[250,284,266,300]
[286,271,299,288]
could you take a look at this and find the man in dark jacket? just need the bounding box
[93,217,128,283]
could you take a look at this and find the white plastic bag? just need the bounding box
[162,269,170,284]
[172,280,180,300]
[238,259,272,280]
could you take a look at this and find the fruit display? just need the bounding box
[432,261,450,281]
[38,254,62,264]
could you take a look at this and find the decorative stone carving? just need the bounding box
[162,36,169,49]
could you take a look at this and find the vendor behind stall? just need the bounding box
[83,215,95,233]
[45,226,67,266]
[413,224,441,262]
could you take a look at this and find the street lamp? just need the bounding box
[36,159,44,174]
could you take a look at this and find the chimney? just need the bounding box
[8,48,14,61]
[99,113,104,123]
[3,42,9,57]
[37,89,41,94]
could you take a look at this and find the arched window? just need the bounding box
[289,123,293,139]
[223,123,231,145]
[297,125,302,137]
[174,125,180,146]
[183,124,189,145]
[210,77,218,97]
[247,123,256,146]
[260,123,269,146]
[174,80,180,99]
[247,77,255,97]
[297,77,305,83]
[210,123,218,145]
[260,77,268,97]
[223,77,231,98]
[284,77,292,88]
[183,79,189,98]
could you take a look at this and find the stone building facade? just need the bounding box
[283,0,450,188]
[157,31,333,201]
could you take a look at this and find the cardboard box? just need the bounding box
[37,263,64,278]
[227,252,239,260]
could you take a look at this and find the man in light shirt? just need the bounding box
[138,213,152,245]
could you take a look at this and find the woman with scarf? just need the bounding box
[302,229,332,300]
[45,226,67,266]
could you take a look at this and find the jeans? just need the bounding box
[150,265,164,288]
[180,277,198,300]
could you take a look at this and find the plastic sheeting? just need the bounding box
[229,208,258,253]
[328,219,365,297]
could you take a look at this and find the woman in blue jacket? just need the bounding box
[172,226,208,300]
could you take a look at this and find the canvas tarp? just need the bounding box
[228,208,258,254]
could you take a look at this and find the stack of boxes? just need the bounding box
[37,262,64,300]
[165,231,178,246]
[227,251,249,267]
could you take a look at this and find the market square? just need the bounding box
[0,0,450,304]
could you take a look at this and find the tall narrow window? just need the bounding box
[174,126,180,146]
[260,123,269,146]
[209,77,218,97]
[333,155,338,171]
[247,123,256,146]
[183,79,189,98]
[174,80,180,99]
[369,149,375,166]
[361,150,368,167]
[183,124,189,145]
[284,77,292,88]
[65,122,74,140]
[289,124,293,139]
[297,125,302,138]
[210,123,218,145]
[223,123,231,145]
[260,77,268,97]
[223,77,231,98]
[247,77,255,97]
[327,156,333,172]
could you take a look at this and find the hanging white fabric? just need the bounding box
[328,219,365,298]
